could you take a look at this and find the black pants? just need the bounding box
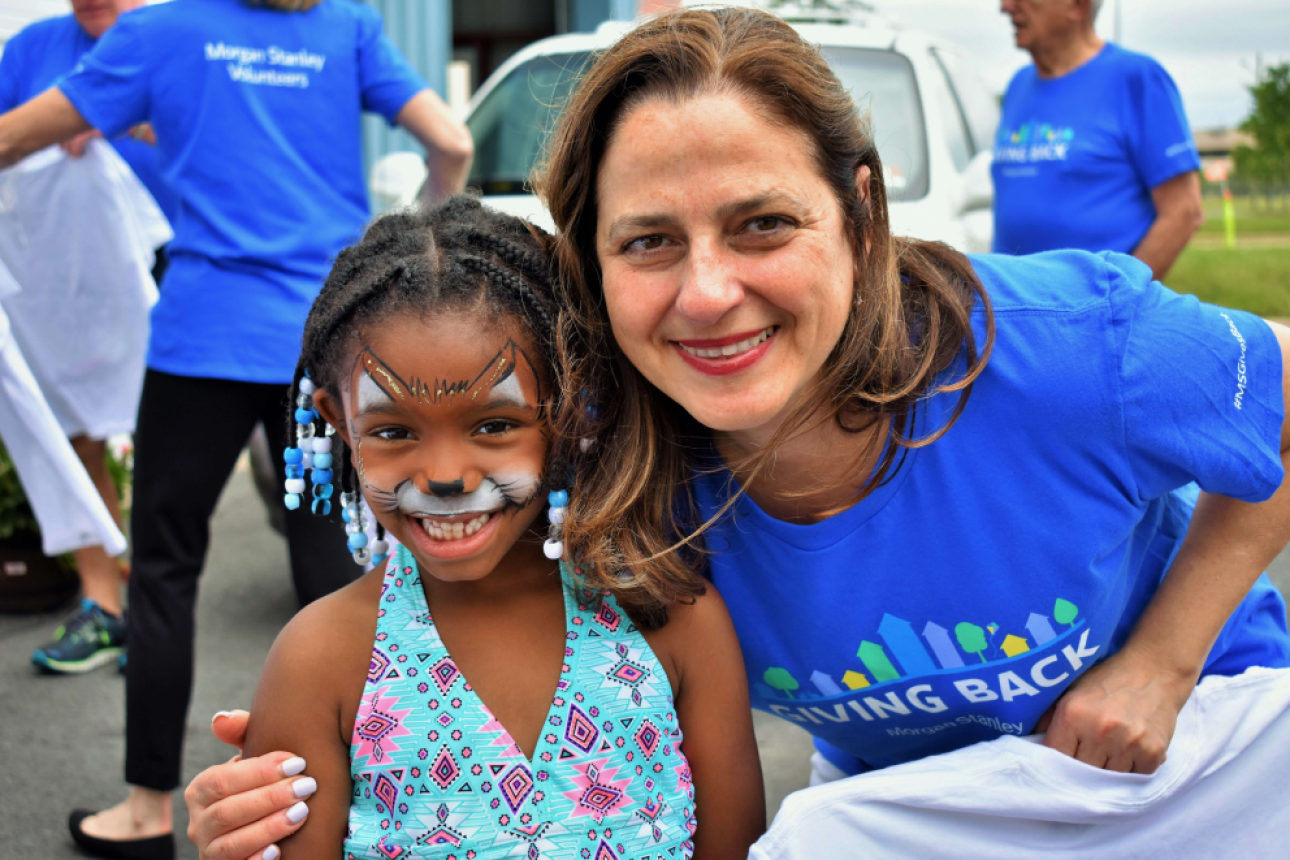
[125,370,354,791]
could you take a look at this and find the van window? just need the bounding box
[467,52,592,194]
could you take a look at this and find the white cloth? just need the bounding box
[753,667,1290,859]
[0,141,168,438]
[0,269,127,556]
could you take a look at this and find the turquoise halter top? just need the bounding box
[345,542,697,859]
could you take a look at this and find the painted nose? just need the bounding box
[426,479,465,497]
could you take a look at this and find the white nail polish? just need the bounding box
[292,777,317,798]
[286,801,309,824]
[211,711,232,725]
[280,757,307,777]
[263,847,281,860]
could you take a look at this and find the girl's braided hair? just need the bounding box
[290,195,565,520]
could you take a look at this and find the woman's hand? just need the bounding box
[185,710,316,860]
[1040,648,1195,774]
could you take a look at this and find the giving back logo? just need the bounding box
[994,122,1076,164]
[754,597,1101,763]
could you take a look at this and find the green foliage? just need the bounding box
[1234,64,1290,183]
[1054,598,1079,628]
[0,439,40,541]
[955,622,988,662]
[763,667,800,698]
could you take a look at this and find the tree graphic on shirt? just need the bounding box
[1054,598,1079,629]
[763,667,800,699]
[955,622,989,663]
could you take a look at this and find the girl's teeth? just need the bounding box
[419,512,492,542]
[680,326,774,359]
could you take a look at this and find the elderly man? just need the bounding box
[993,0,1203,278]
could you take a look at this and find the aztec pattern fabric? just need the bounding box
[345,542,696,860]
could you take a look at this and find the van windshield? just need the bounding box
[466,45,926,202]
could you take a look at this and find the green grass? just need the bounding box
[1166,245,1290,318]
[1198,198,1290,237]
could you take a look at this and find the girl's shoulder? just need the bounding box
[635,582,740,699]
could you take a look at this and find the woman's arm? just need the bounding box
[646,586,767,859]
[240,574,379,858]
[1045,320,1290,773]
[0,87,91,168]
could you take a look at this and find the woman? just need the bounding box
[0,0,472,855]
[186,8,1290,858]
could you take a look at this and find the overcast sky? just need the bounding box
[877,0,1290,130]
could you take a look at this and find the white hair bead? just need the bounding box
[543,539,564,560]
[284,478,306,494]
[579,438,595,452]
[298,377,316,395]
[548,507,566,524]
[313,437,332,454]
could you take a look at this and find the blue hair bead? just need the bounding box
[312,469,333,485]
[341,507,352,523]
[312,498,332,516]
[284,464,303,480]
[284,493,301,511]
[313,482,334,499]
[548,490,569,508]
[347,532,369,551]
[283,448,303,465]
[313,453,333,470]
[293,407,316,424]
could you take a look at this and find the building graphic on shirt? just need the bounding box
[757,596,1084,704]
[995,122,1076,164]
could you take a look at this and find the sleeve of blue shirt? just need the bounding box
[1107,251,1285,503]
[54,13,150,138]
[355,4,429,126]
[1125,56,1200,190]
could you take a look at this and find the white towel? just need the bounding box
[753,667,1290,859]
[0,280,127,556]
[0,140,169,439]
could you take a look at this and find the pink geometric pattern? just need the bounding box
[346,543,694,859]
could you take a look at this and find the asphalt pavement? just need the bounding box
[1,467,1286,858]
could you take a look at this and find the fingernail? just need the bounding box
[211,711,232,725]
[280,757,307,777]
[263,847,281,860]
[286,801,309,824]
[292,777,317,798]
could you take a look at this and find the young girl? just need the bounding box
[243,197,765,859]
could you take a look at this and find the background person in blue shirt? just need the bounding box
[1,0,179,680]
[0,0,472,856]
[993,0,1204,279]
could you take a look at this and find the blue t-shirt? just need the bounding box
[0,13,179,225]
[992,44,1200,256]
[56,0,427,383]
[696,251,1288,774]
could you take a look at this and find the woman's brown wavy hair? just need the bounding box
[539,6,994,626]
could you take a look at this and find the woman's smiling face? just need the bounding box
[595,92,858,436]
[318,311,550,583]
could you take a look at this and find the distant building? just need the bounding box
[1193,127,1255,173]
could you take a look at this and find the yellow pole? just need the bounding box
[1222,182,1237,249]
